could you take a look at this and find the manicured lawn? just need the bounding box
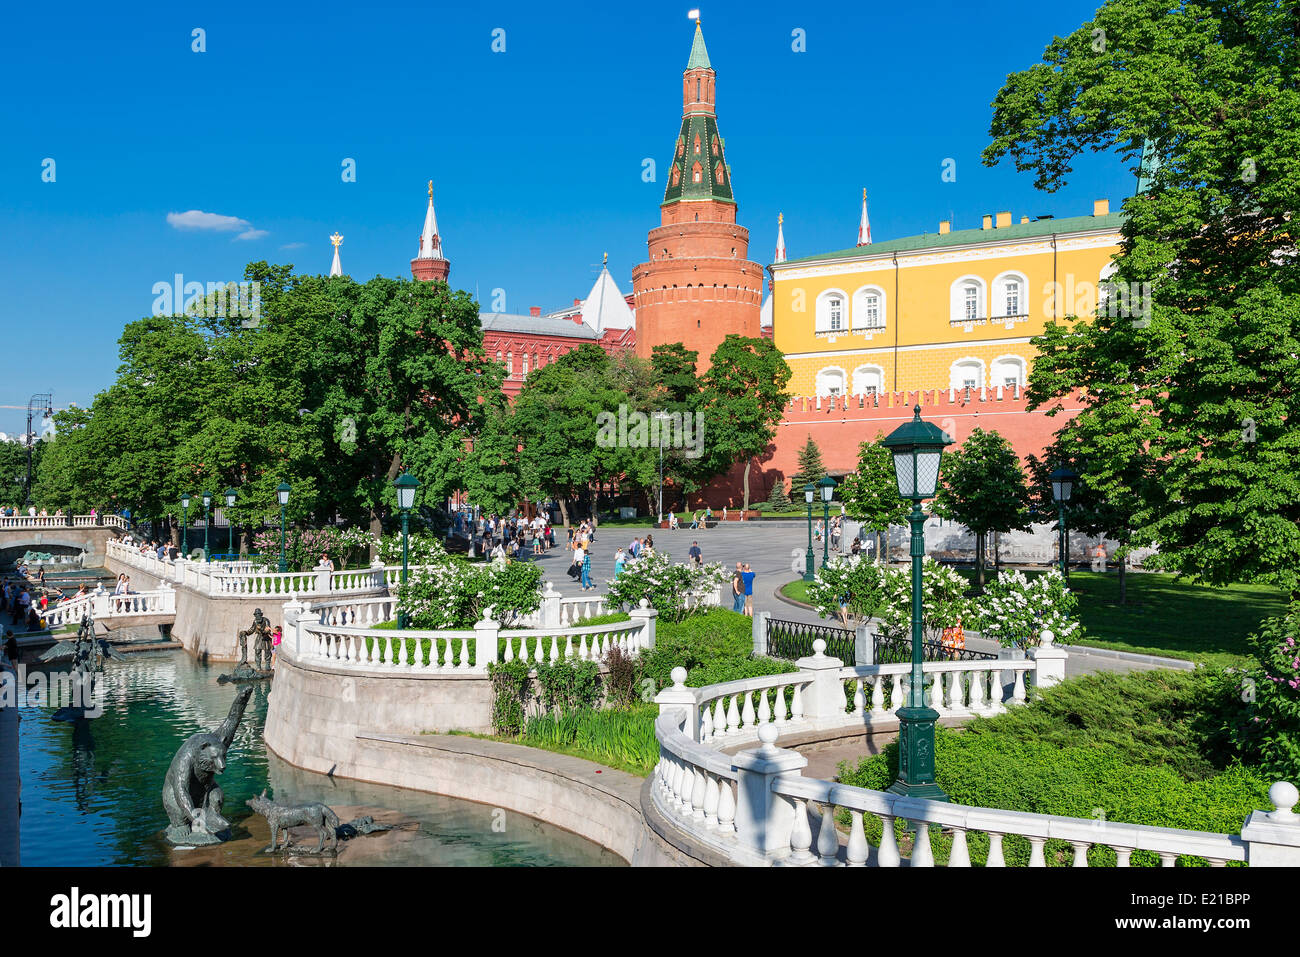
[965,570,1288,667]
[779,579,811,605]
[784,568,1288,666]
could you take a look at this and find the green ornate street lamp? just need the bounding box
[882,405,953,801]
[276,483,291,573]
[201,491,213,561]
[802,483,816,582]
[180,492,191,557]
[224,488,238,558]
[394,473,419,629]
[1050,467,1078,578]
[818,476,836,564]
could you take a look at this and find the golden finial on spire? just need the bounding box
[778,212,783,225]
[428,180,433,200]
[330,232,344,248]
[603,251,608,266]
[863,187,867,200]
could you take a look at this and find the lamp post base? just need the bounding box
[888,704,948,802]
[802,549,815,582]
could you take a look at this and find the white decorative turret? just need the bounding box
[329,232,343,277]
[857,189,872,247]
[580,254,635,335]
[774,212,786,263]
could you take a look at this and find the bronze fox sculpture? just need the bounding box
[245,790,339,853]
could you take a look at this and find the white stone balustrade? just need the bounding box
[652,636,1300,867]
[0,514,126,530]
[284,595,656,675]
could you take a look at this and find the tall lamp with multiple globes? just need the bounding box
[881,405,954,801]
[394,473,419,630]
[276,483,291,573]
[1049,466,1079,578]
[802,483,816,582]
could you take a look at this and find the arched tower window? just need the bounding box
[691,162,702,183]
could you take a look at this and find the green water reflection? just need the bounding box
[18,647,622,866]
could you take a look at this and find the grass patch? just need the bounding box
[779,579,812,605]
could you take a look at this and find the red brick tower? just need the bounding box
[632,20,763,370]
[411,180,450,283]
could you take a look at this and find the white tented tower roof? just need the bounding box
[581,263,635,335]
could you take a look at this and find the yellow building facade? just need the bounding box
[769,201,1124,397]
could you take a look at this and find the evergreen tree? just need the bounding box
[790,435,826,494]
[765,475,793,512]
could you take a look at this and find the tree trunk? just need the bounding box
[558,497,569,529]
[742,458,751,514]
[591,483,600,527]
[1118,553,1127,605]
[975,530,986,593]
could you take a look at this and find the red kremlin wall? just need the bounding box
[692,386,1085,509]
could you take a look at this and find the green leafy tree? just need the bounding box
[649,343,705,509]
[984,0,1300,595]
[838,434,910,562]
[697,336,792,512]
[933,428,1031,592]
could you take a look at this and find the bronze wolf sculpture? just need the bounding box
[245,790,340,854]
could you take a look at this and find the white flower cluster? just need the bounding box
[605,550,728,622]
[973,568,1081,650]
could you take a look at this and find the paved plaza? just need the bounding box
[518,518,1157,678]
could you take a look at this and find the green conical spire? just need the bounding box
[686,21,711,70]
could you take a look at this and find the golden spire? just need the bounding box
[778,212,783,225]
[603,251,608,266]
[330,232,344,248]
[863,187,867,200]
[428,180,433,200]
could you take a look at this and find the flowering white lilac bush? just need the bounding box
[378,531,448,566]
[807,556,887,627]
[604,550,728,623]
[876,558,973,645]
[394,553,541,628]
[971,568,1081,650]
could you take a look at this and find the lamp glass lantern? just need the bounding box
[180,492,191,510]
[276,483,291,507]
[224,488,237,509]
[818,475,836,503]
[803,484,815,505]
[1049,467,1078,504]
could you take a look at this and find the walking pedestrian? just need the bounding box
[580,545,593,591]
[688,541,702,566]
[731,563,744,613]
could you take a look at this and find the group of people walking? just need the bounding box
[464,512,556,560]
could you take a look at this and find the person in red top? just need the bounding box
[940,616,965,653]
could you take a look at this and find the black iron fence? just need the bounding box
[872,633,999,664]
[766,618,856,665]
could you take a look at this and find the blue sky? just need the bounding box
[0,0,1130,436]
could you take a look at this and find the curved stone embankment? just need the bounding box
[264,651,699,865]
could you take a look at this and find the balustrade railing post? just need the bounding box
[1028,629,1068,689]
[752,610,769,657]
[854,621,875,666]
[731,724,809,865]
[282,599,305,659]
[794,638,845,723]
[654,667,699,742]
[540,580,561,629]
[474,611,499,673]
[1240,782,1300,866]
[628,598,657,651]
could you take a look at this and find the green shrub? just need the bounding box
[835,669,1278,865]
[534,658,602,715]
[640,608,796,690]
[488,660,533,737]
[1202,603,1300,782]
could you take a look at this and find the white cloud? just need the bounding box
[279,242,306,250]
[235,229,269,241]
[167,209,252,232]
